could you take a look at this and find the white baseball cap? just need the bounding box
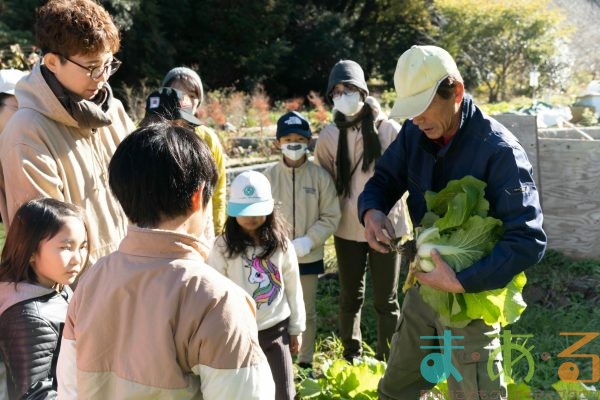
[0,69,27,95]
[390,45,461,120]
[227,171,274,217]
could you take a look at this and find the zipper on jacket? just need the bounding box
[432,155,445,192]
[292,167,296,238]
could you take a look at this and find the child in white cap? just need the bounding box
[208,170,305,400]
[0,69,27,133]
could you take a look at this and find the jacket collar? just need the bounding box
[276,157,309,173]
[118,225,210,261]
[15,61,79,128]
[0,282,58,317]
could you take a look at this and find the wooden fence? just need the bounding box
[495,115,600,259]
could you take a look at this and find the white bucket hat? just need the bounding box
[390,45,461,120]
[0,69,28,95]
[227,171,274,217]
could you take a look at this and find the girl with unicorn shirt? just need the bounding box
[208,171,305,400]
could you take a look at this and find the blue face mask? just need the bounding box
[281,142,308,161]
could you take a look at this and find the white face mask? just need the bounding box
[333,92,363,116]
[281,142,308,161]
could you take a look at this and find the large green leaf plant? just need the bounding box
[407,176,528,328]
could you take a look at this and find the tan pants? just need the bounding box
[298,274,318,364]
[378,287,507,400]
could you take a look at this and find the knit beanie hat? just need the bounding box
[161,67,204,105]
[326,60,369,98]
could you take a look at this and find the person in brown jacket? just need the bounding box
[0,0,135,263]
[58,122,275,399]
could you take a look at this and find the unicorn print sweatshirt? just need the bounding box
[208,236,306,335]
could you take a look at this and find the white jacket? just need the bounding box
[208,237,306,335]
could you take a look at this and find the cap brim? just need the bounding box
[177,109,201,126]
[389,75,449,120]
[227,199,274,217]
[389,86,437,121]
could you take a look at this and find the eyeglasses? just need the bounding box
[60,54,122,80]
[331,86,359,99]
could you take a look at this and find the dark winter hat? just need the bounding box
[326,60,369,97]
[144,87,201,126]
[161,67,204,106]
[276,111,312,140]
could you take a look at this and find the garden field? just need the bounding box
[302,243,600,399]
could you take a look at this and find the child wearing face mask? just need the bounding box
[263,111,340,371]
[314,60,411,363]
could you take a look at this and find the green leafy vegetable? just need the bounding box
[297,357,386,399]
[404,175,527,328]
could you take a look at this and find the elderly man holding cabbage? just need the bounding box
[358,45,546,400]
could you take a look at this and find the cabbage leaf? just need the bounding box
[410,176,528,328]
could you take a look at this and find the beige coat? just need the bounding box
[57,226,274,399]
[0,62,135,262]
[263,159,340,264]
[314,97,411,242]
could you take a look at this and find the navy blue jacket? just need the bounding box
[358,95,546,292]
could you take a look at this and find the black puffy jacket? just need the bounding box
[0,285,70,399]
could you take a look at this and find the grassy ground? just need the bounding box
[510,251,600,393]
[311,247,600,399]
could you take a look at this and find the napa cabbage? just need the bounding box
[404,175,528,328]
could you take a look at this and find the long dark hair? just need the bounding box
[222,209,289,259]
[0,198,88,285]
[334,102,381,198]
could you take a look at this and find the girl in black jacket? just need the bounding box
[0,198,88,399]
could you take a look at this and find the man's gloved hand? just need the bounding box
[292,236,313,258]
